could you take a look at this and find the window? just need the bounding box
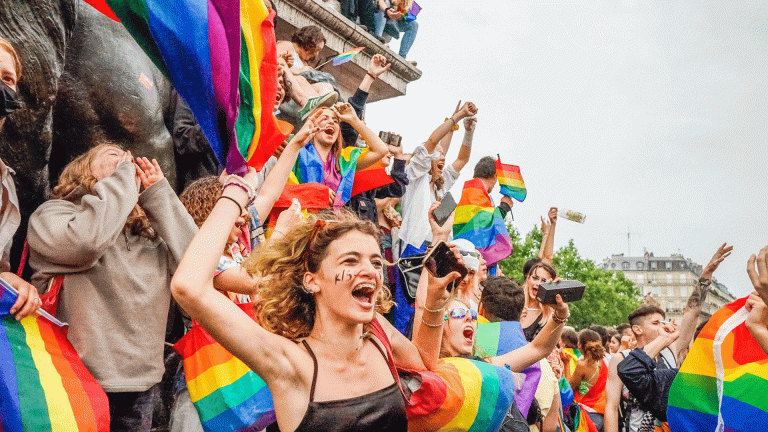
[622,262,630,270]
[680,273,687,282]
[666,261,672,269]
[611,263,616,269]
[667,274,674,282]
[650,261,657,269]
[651,273,657,283]
[637,262,645,270]
[680,286,688,297]
[667,286,675,296]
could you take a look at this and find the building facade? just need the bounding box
[602,252,735,322]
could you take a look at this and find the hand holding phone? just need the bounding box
[431,192,456,227]
[422,241,468,292]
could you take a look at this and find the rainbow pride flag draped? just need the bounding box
[496,158,527,202]
[0,280,110,432]
[174,303,275,432]
[407,357,516,432]
[331,47,364,66]
[292,143,363,207]
[667,296,768,432]
[453,178,513,266]
[236,0,292,171]
[572,404,599,432]
[84,0,289,173]
[350,160,394,196]
[474,321,541,417]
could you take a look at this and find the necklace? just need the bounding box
[308,332,368,352]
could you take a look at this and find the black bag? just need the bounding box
[396,253,426,303]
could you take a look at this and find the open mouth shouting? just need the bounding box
[462,325,475,345]
[351,282,376,309]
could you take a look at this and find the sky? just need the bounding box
[364,1,768,298]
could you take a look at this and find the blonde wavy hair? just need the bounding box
[51,143,157,239]
[243,209,393,340]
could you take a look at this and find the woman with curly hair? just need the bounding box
[171,168,460,431]
[26,143,197,431]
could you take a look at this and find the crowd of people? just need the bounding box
[2,6,768,432]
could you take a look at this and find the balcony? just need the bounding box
[274,0,422,102]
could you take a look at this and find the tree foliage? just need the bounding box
[497,223,640,329]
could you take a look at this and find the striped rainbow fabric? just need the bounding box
[667,296,768,432]
[174,303,275,432]
[474,321,541,417]
[496,158,527,202]
[407,357,516,432]
[0,280,110,432]
[331,47,364,66]
[453,178,513,266]
[85,0,289,173]
[292,143,363,207]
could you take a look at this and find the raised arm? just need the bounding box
[671,242,732,357]
[746,293,768,355]
[412,201,462,370]
[487,296,569,372]
[747,245,768,305]
[539,208,557,264]
[251,114,321,220]
[424,101,476,154]
[451,116,476,172]
[333,103,388,170]
[171,172,306,384]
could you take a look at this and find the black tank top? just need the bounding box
[291,338,408,432]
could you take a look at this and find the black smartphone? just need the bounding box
[379,131,390,143]
[431,192,456,227]
[422,241,468,290]
[535,280,586,304]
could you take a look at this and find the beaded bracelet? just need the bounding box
[552,311,570,324]
[224,174,258,194]
[423,299,449,313]
[444,117,459,131]
[421,317,444,328]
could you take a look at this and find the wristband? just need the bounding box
[217,195,244,215]
[224,174,257,198]
[421,317,444,328]
[423,298,449,313]
[366,72,377,81]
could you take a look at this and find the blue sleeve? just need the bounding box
[376,158,409,199]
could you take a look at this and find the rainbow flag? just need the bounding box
[667,296,768,432]
[174,303,276,432]
[496,158,526,202]
[350,160,394,197]
[407,357,516,432]
[331,47,364,66]
[572,404,599,432]
[0,280,110,432]
[453,178,513,266]
[474,321,541,417]
[236,0,292,171]
[292,143,363,207]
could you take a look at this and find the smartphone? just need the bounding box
[389,134,402,147]
[431,192,456,227]
[422,241,468,290]
[379,131,390,143]
[535,280,586,304]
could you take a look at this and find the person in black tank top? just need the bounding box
[172,183,461,432]
[520,262,558,342]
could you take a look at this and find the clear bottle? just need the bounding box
[559,209,586,224]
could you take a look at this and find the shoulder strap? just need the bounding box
[368,318,407,401]
[15,239,29,277]
[301,340,319,402]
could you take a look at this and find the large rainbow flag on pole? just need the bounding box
[0,279,110,432]
[474,321,542,417]
[667,296,768,432]
[453,178,513,267]
[174,303,275,432]
[84,0,290,173]
[496,158,527,202]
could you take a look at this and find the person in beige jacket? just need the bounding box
[27,143,196,432]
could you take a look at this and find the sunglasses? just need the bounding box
[444,307,478,321]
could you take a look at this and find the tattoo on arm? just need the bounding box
[687,278,710,309]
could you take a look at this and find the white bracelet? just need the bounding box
[224,175,256,200]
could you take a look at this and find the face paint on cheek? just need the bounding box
[334,270,348,284]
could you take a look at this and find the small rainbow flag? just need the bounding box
[174,303,276,432]
[496,158,527,202]
[667,296,768,432]
[474,321,541,417]
[292,143,363,207]
[407,357,516,432]
[0,279,110,432]
[331,47,364,66]
[453,178,513,267]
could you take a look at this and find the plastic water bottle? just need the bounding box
[559,209,586,224]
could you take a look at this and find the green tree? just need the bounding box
[497,223,640,328]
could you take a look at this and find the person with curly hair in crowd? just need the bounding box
[26,144,197,431]
[171,165,462,430]
[566,329,609,431]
